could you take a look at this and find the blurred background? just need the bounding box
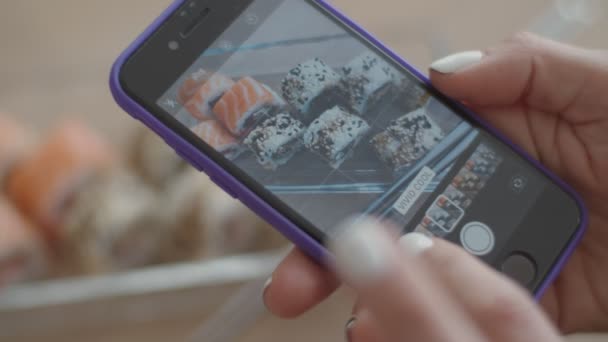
[0,0,605,341]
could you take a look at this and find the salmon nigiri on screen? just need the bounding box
[191,120,244,160]
[213,77,285,136]
[177,68,210,105]
[184,73,235,121]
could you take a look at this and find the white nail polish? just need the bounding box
[399,233,434,256]
[262,277,272,310]
[430,50,483,74]
[345,317,357,342]
[263,277,272,293]
[329,217,393,287]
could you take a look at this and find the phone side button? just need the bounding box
[210,176,239,199]
[175,150,204,172]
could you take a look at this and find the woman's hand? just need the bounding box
[329,219,562,341]
[264,33,608,335]
[430,33,608,333]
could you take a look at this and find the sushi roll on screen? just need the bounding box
[304,106,370,169]
[213,77,285,136]
[177,67,211,105]
[282,58,350,123]
[184,73,235,121]
[191,120,244,160]
[7,121,114,240]
[0,198,46,286]
[244,113,306,170]
[342,51,400,114]
[371,108,444,172]
[0,116,32,188]
[397,80,431,112]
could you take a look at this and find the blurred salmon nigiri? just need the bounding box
[7,121,114,240]
[0,198,47,286]
[0,115,33,187]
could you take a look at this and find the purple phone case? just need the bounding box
[110,0,588,298]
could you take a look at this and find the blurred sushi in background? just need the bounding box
[6,121,115,241]
[61,169,169,273]
[129,127,188,189]
[0,198,47,287]
[0,116,286,283]
[160,169,285,261]
[0,116,33,189]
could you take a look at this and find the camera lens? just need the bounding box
[168,41,180,51]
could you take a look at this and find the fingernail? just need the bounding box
[329,217,394,287]
[262,277,272,307]
[430,50,483,74]
[345,317,357,342]
[399,232,434,256]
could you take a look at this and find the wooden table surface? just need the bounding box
[0,1,606,341]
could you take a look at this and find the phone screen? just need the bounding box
[153,0,561,262]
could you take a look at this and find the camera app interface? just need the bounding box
[158,0,547,260]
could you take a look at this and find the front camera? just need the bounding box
[168,41,180,51]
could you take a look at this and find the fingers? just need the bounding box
[346,309,387,342]
[330,218,485,342]
[418,238,561,341]
[332,218,563,342]
[430,32,608,121]
[263,248,339,318]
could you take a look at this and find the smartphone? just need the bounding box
[111,0,587,295]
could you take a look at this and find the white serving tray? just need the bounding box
[0,251,282,341]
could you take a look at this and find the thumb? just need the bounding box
[328,218,484,342]
[429,32,605,118]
